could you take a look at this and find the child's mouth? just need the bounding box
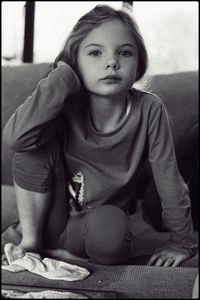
[100,75,122,83]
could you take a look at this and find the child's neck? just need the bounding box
[87,92,129,134]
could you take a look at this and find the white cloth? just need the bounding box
[2,289,88,298]
[2,243,90,281]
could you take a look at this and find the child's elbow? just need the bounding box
[2,126,23,152]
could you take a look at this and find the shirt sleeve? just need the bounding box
[147,100,197,250]
[3,64,80,152]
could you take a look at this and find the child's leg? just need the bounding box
[83,205,133,264]
[12,138,68,252]
[62,205,133,264]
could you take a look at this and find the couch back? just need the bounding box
[2,64,198,191]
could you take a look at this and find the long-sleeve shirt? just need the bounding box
[3,65,197,250]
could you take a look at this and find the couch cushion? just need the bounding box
[149,72,198,150]
[2,263,198,299]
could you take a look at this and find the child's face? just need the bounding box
[77,20,138,97]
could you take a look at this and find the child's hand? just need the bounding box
[57,60,82,94]
[147,245,193,267]
[57,60,68,67]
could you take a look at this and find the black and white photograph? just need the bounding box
[2,1,198,298]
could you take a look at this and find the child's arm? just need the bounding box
[3,63,81,152]
[147,100,197,266]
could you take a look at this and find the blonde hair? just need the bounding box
[53,4,148,82]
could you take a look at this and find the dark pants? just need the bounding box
[12,138,132,264]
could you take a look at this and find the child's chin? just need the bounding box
[91,86,126,96]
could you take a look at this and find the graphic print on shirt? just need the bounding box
[68,171,86,208]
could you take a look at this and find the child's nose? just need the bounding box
[105,58,119,70]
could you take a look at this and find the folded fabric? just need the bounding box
[2,243,90,281]
[2,289,88,298]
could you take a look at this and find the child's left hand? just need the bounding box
[147,245,193,267]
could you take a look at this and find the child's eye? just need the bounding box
[88,50,102,57]
[119,50,132,57]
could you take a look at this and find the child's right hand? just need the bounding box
[147,244,194,267]
[57,60,82,95]
[57,60,68,67]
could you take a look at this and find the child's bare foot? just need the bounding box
[18,238,42,253]
[43,248,89,262]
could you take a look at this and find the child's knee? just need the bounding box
[12,138,63,193]
[83,205,132,264]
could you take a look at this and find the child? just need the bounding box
[3,3,197,266]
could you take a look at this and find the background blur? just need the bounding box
[2,1,198,75]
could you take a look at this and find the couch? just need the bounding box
[1,64,199,298]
